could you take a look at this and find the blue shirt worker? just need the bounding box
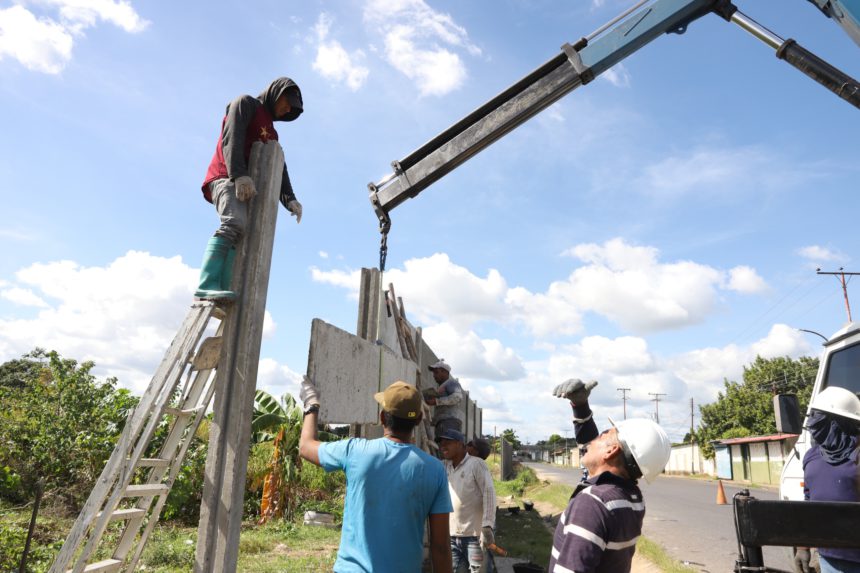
[424,359,464,436]
[299,377,454,573]
[797,386,860,573]
[548,379,671,573]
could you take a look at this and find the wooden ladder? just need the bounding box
[49,301,225,573]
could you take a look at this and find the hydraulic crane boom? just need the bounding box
[368,0,860,242]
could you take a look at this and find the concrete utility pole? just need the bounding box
[617,387,631,420]
[196,142,283,573]
[690,397,695,475]
[817,267,860,322]
[649,392,666,424]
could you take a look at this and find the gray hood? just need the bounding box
[258,77,303,121]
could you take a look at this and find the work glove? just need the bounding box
[552,379,598,405]
[793,548,811,573]
[299,375,320,413]
[287,199,302,223]
[480,526,495,548]
[235,176,257,202]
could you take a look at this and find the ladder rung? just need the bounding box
[164,406,202,417]
[136,458,170,468]
[124,484,169,497]
[70,559,123,573]
[98,508,146,522]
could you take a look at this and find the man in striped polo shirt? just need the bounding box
[549,380,671,573]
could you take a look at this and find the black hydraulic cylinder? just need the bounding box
[776,39,860,109]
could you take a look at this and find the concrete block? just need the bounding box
[308,318,418,425]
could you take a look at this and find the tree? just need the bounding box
[696,355,818,458]
[546,433,564,445]
[0,349,138,508]
[250,390,338,523]
[500,428,522,450]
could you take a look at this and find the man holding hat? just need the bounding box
[548,379,671,573]
[299,377,454,573]
[425,359,465,436]
[439,428,496,573]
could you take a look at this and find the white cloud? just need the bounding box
[0,1,147,74]
[363,0,480,96]
[797,245,846,264]
[639,145,819,198]
[600,63,630,88]
[313,241,766,338]
[726,265,768,294]
[312,13,369,91]
[319,251,329,259]
[422,322,525,381]
[1,287,48,307]
[0,5,73,73]
[44,0,149,33]
[256,357,303,401]
[310,266,361,297]
[0,251,197,391]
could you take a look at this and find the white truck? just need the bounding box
[778,321,860,502]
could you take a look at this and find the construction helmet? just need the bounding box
[609,417,672,483]
[810,386,860,423]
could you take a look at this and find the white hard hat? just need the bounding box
[810,386,860,423]
[609,417,672,483]
[428,359,451,372]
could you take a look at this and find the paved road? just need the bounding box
[523,462,795,573]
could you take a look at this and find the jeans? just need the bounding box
[211,179,248,245]
[820,555,860,573]
[451,536,483,573]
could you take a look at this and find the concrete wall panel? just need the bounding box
[308,318,417,425]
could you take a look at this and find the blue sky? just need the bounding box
[1,0,859,442]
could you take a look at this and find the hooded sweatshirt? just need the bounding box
[202,77,304,208]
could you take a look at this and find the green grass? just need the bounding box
[0,507,340,573]
[636,536,697,573]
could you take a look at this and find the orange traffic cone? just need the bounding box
[716,479,727,505]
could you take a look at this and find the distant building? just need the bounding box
[666,442,715,476]
[712,433,799,485]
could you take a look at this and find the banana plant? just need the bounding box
[252,390,303,523]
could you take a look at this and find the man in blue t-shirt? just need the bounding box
[299,377,454,573]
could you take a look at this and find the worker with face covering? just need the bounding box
[796,387,860,573]
[195,77,304,300]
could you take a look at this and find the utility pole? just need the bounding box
[817,268,860,322]
[617,387,631,420]
[690,398,695,475]
[649,392,666,424]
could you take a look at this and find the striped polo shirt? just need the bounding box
[549,471,644,573]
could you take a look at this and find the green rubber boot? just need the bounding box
[222,245,237,292]
[194,236,236,300]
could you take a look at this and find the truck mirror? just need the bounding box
[774,394,803,434]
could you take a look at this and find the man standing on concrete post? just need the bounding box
[195,77,305,300]
[548,379,671,573]
[298,377,454,573]
[425,360,464,436]
[439,429,496,573]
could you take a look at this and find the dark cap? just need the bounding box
[438,428,465,443]
[467,438,491,460]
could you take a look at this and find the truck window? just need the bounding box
[824,342,860,395]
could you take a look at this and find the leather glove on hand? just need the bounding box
[552,379,598,405]
[235,176,257,202]
[299,375,320,413]
[480,526,495,548]
[287,199,302,223]
[793,548,811,573]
